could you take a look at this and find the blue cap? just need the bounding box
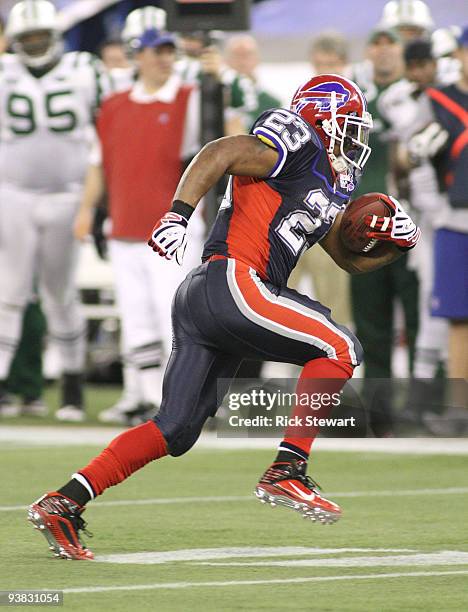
[132,28,176,52]
[458,26,468,48]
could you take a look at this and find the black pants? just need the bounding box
[154,258,362,456]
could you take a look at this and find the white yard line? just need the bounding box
[95,547,417,565]
[331,486,468,498]
[1,426,468,454]
[197,551,468,568]
[59,570,468,594]
[2,486,468,513]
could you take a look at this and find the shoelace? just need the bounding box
[299,473,322,493]
[39,496,94,544]
[262,462,322,493]
[294,462,322,492]
[70,514,94,540]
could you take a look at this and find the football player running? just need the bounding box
[0,0,112,422]
[29,75,420,560]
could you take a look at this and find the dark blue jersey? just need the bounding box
[203,108,358,287]
[427,84,468,209]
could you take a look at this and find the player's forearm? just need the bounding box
[320,212,405,274]
[79,164,105,213]
[345,244,403,274]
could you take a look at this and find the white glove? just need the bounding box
[148,212,188,265]
[366,196,420,251]
[408,122,449,164]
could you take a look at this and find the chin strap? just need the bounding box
[331,156,349,173]
[326,90,338,157]
[323,90,350,174]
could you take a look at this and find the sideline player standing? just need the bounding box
[223,34,282,134]
[28,74,420,559]
[289,32,353,329]
[0,13,47,418]
[0,0,112,422]
[350,27,419,437]
[408,27,468,432]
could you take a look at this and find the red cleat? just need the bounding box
[255,460,341,524]
[28,492,94,560]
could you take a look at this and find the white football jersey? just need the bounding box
[378,78,447,216]
[0,51,113,193]
[377,78,427,140]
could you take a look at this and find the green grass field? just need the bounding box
[1,415,468,612]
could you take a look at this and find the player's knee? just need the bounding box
[350,335,363,367]
[151,415,200,457]
[334,327,363,370]
[166,434,199,457]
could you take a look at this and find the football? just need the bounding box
[339,193,394,254]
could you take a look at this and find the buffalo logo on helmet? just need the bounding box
[292,81,351,114]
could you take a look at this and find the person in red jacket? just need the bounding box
[74,28,204,418]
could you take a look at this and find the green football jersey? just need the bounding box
[224,70,282,131]
[354,82,395,196]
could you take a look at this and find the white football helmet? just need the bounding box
[122,6,167,44]
[432,26,462,58]
[378,0,434,33]
[6,0,63,69]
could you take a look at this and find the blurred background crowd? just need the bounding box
[0,0,466,437]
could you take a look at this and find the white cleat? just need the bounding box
[0,403,20,418]
[98,399,136,424]
[99,401,157,426]
[55,405,85,422]
[0,392,20,417]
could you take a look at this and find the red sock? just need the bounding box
[79,421,167,497]
[280,358,353,457]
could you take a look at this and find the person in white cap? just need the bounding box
[74,27,204,424]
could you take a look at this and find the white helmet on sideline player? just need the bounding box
[6,0,63,69]
[378,0,434,33]
[122,6,167,44]
[432,26,462,58]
